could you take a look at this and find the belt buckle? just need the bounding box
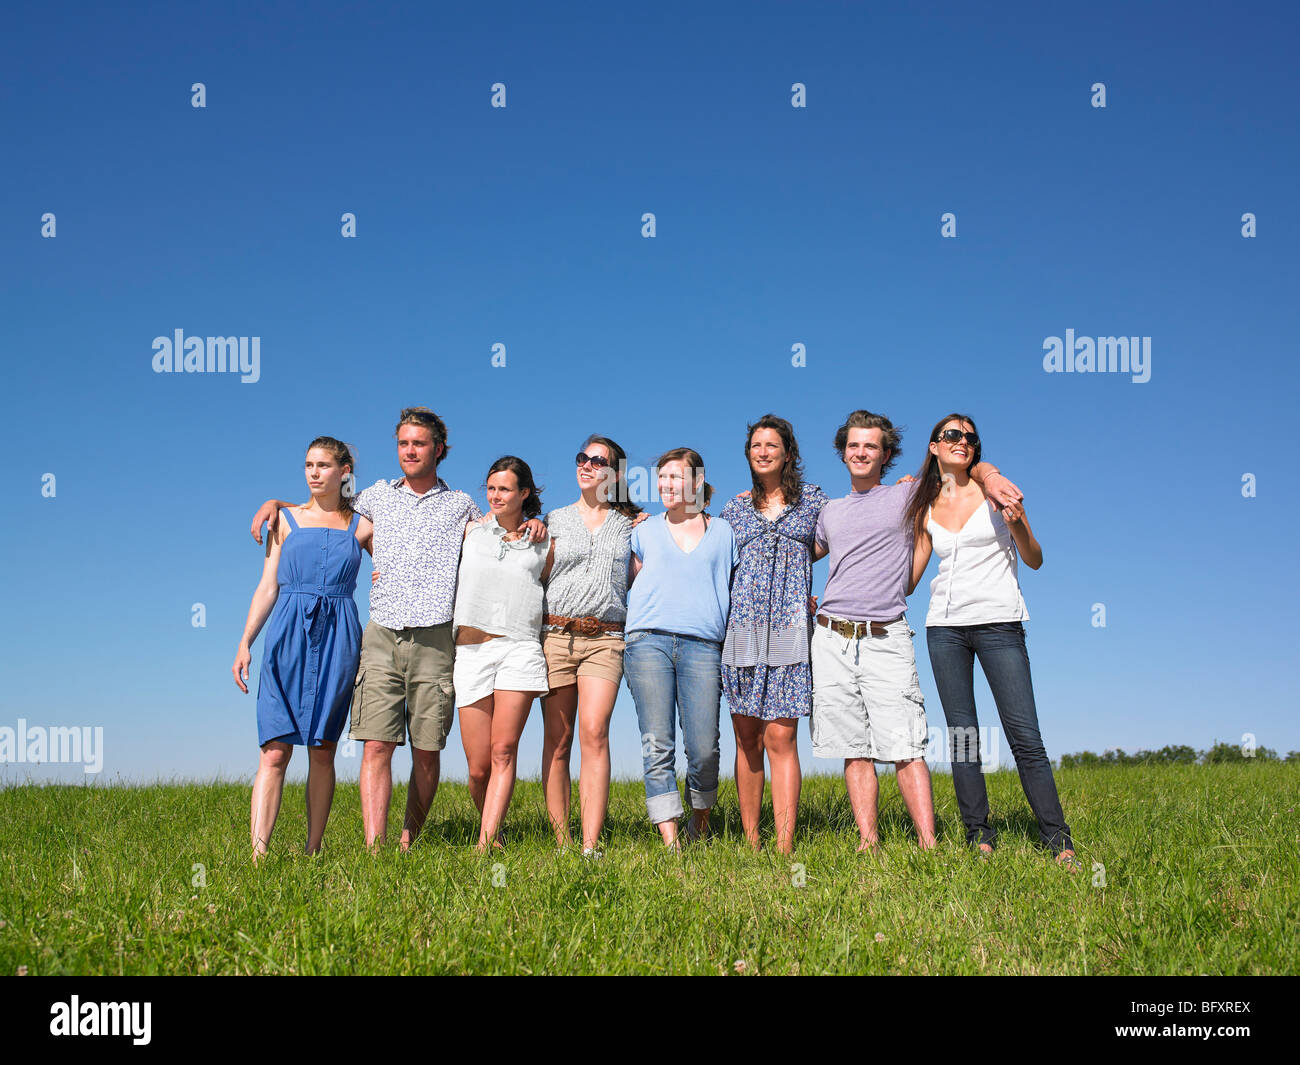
[833,618,854,639]
[576,616,601,637]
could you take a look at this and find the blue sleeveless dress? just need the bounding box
[255,509,363,746]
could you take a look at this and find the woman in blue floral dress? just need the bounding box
[720,415,828,853]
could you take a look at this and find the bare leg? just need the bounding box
[477,691,536,851]
[764,718,801,855]
[895,758,937,849]
[251,741,293,861]
[304,741,337,854]
[731,714,766,851]
[360,740,397,850]
[690,806,711,837]
[460,694,495,819]
[540,685,577,846]
[575,676,618,851]
[400,747,441,851]
[844,757,879,851]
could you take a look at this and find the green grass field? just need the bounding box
[2,764,1296,975]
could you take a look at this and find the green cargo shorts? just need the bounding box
[349,621,456,751]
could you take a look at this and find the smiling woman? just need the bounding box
[538,434,644,858]
[452,455,555,853]
[623,447,739,850]
[908,413,1076,869]
[720,415,829,855]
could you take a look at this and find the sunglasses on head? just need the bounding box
[937,429,979,447]
[575,452,611,469]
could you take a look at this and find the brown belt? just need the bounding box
[545,613,622,637]
[816,613,903,639]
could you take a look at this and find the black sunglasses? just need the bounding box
[937,429,979,447]
[575,452,611,469]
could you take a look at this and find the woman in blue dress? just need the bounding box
[719,415,829,854]
[233,437,372,860]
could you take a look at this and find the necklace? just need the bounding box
[494,522,534,560]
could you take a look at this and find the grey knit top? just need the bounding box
[541,504,633,629]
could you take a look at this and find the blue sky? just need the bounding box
[3,1,1297,786]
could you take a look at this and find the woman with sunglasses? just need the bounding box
[624,448,738,850]
[538,437,644,857]
[719,415,829,854]
[905,415,1077,868]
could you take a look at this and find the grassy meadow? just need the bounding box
[1,764,1296,975]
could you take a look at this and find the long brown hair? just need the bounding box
[744,414,804,511]
[581,434,643,520]
[902,413,982,539]
[306,436,355,520]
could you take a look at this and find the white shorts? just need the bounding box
[810,617,928,762]
[453,637,550,706]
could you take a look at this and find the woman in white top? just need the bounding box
[907,415,1077,869]
[453,456,555,851]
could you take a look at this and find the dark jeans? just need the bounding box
[926,622,1072,853]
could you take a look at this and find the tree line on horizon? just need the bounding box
[1057,742,1299,768]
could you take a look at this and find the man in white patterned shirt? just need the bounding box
[252,407,545,849]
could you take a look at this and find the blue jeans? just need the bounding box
[622,630,722,824]
[926,622,1073,853]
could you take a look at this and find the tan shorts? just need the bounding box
[350,621,456,751]
[542,630,626,689]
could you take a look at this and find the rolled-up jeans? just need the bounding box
[622,630,721,824]
[926,622,1073,853]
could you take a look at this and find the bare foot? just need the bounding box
[856,838,879,854]
[1055,848,1081,872]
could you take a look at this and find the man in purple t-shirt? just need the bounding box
[810,410,1020,852]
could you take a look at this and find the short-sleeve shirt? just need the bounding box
[814,482,917,622]
[352,477,482,629]
[626,514,739,642]
[541,504,633,628]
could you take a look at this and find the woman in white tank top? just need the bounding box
[905,414,1077,868]
[453,456,555,851]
